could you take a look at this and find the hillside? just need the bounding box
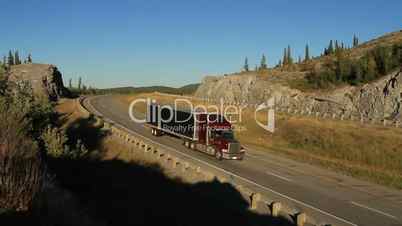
[194,30,402,122]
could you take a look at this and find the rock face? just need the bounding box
[194,70,402,121]
[8,64,70,101]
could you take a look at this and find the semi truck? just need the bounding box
[145,103,245,160]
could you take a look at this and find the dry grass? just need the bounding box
[117,93,402,189]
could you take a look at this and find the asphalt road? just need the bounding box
[86,95,402,226]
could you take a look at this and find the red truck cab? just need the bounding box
[147,103,245,160]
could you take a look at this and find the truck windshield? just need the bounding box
[213,130,235,140]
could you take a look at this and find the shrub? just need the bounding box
[0,97,43,211]
[41,127,68,158]
[41,126,88,159]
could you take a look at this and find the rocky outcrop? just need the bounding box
[8,64,70,101]
[194,74,301,104]
[195,70,402,121]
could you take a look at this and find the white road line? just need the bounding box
[350,201,397,220]
[87,97,358,226]
[266,171,292,182]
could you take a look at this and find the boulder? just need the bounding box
[7,64,70,101]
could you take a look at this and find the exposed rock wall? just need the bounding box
[8,64,70,101]
[195,70,402,121]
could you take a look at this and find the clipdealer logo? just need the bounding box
[128,97,275,133]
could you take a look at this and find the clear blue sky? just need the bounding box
[1,0,401,88]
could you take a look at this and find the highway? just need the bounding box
[85,95,402,226]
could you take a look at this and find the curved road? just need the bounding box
[86,95,402,226]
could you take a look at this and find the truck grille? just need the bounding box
[228,142,241,153]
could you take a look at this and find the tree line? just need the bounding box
[242,34,360,72]
[2,50,33,66]
[68,77,97,95]
[306,41,402,88]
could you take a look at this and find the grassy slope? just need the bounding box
[118,93,402,189]
[261,30,402,91]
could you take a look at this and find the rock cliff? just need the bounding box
[8,64,70,101]
[194,70,402,121]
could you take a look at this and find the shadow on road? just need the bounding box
[44,156,293,226]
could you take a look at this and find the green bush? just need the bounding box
[41,126,88,159]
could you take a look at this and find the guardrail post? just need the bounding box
[271,202,281,217]
[171,158,179,168]
[296,212,307,226]
[182,162,190,172]
[250,193,261,210]
[157,152,165,159]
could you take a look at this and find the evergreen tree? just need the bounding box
[283,48,288,65]
[353,35,359,47]
[328,40,334,55]
[335,40,339,52]
[305,44,310,61]
[8,50,14,66]
[69,79,72,89]
[287,45,293,65]
[14,51,21,65]
[27,54,32,63]
[260,54,267,70]
[78,77,82,90]
[277,60,282,68]
[243,57,249,72]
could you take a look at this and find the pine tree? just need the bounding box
[283,48,288,65]
[243,57,249,72]
[78,77,82,90]
[8,50,14,66]
[27,54,32,63]
[305,44,310,61]
[335,40,339,52]
[14,51,21,65]
[260,54,267,70]
[328,40,334,55]
[353,35,359,47]
[69,79,73,89]
[287,45,293,65]
[277,60,282,68]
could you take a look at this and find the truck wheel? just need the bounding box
[215,150,223,161]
